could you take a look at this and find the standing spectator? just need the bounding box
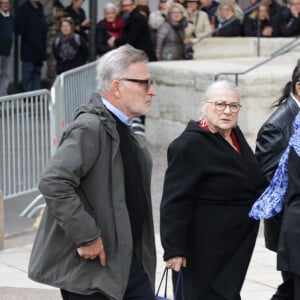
[28,44,157,300]
[278,0,300,36]
[45,0,67,85]
[149,0,169,49]
[268,0,285,18]
[16,0,47,92]
[160,80,263,300]
[243,4,279,36]
[184,0,212,41]
[200,0,219,28]
[65,0,91,41]
[214,1,241,36]
[0,0,14,96]
[149,0,168,31]
[95,3,123,56]
[156,3,189,60]
[53,17,89,75]
[108,0,156,62]
[254,60,300,300]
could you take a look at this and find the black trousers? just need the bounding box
[61,255,154,300]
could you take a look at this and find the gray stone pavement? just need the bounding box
[0,145,282,299]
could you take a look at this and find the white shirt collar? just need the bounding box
[0,9,10,17]
[101,98,133,126]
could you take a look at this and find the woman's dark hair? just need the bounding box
[274,59,300,107]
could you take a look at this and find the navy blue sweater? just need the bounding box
[16,1,47,62]
[0,12,14,56]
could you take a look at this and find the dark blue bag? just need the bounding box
[155,268,184,300]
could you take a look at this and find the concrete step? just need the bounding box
[193,37,300,59]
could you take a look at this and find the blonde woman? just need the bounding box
[214,1,241,36]
[155,3,190,60]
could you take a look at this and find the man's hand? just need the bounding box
[165,256,186,272]
[77,237,106,266]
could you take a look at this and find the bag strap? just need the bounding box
[174,270,184,300]
[155,268,168,298]
[156,268,184,300]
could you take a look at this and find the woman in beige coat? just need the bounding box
[184,0,212,42]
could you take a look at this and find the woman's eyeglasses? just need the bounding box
[206,101,241,112]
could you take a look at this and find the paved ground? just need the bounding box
[0,145,282,299]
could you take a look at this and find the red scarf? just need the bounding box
[199,120,241,153]
[104,16,123,39]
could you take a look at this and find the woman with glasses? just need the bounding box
[255,60,300,300]
[160,80,263,299]
[213,1,241,36]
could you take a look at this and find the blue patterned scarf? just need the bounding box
[249,111,300,220]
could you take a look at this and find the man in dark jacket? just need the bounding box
[28,45,157,300]
[0,0,14,96]
[108,0,156,61]
[16,0,47,92]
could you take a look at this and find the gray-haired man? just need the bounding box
[29,45,157,300]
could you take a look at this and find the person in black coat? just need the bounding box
[200,0,219,26]
[255,60,300,300]
[108,0,156,62]
[0,0,14,96]
[95,3,123,56]
[243,3,279,36]
[213,2,241,36]
[53,17,89,75]
[278,0,300,37]
[16,0,47,92]
[65,0,91,41]
[160,80,263,300]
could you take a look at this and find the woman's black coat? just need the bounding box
[114,8,156,61]
[95,19,113,56]
[160,121,263,299]
[214,17,241,36]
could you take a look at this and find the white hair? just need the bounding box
[104,2,117,11]
[203,80,240,102]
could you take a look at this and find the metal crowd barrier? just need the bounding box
[1,62,97,218]
[0,90,51,201]
[50,61,97,153]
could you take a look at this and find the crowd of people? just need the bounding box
[0,0,299,96]
[2,1,300,300]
